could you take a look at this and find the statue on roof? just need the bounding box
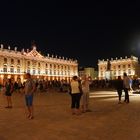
[31,40,36,46]
[31,40,37,50]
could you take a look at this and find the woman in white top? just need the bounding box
[70,76,82,115]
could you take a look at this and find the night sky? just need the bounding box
[1,1,140,69]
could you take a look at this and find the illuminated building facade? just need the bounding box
[79,67,98,80]
[0,44,78,84]
[98,56,140,80]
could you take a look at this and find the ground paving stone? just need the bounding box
[0,90,140,140]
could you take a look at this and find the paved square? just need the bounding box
[0,90,140,140]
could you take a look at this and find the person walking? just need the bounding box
[115,76,123,104]
[24,73,36,119]
[69,76,82,115]
[123,72,130,103]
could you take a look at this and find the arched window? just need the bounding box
[38,63,40,67]
[11,59,14,64]
[4,58,7,63]
[46,63,48,68]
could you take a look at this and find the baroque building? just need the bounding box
[0,44,78,84]
[98,56,140,80]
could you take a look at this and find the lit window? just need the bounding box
[50,70,52,75]
[3,67,7,72]
[33,69,35,75]
[38,69,40,74]
[45,69,48,74]
[10,67,14,73]
[27,69,30,73]
[54,70,56,75]
[17,68,20,73]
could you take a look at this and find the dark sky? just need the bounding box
[1,1,140,69]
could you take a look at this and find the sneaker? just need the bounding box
[29,116,34,120]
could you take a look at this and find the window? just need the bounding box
[50,70,52,75]
[33,69,36,75]
[38,63,40,67]
[128,64,131,68]
[54,70,56,75]
[45,69,48,74]
[10,67,14,73]
[17,68,20,73]
[38,69,40,74]
[17,60,20,65]
[46,63,48,68]
[4,58,7,63]
[11,59,14,64]
[27,69,30,73]
[3,67,7,72]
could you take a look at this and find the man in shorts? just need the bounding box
[24,73,36,119]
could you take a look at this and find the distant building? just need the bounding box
[79,67,97,80]
[0,43,78,84]
[98,56,140,80]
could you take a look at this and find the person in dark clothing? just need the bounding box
[115,76,123,103]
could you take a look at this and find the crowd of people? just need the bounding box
[1,72,139,119]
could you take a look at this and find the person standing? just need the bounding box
[123,72,130,103]
[81,75,91,112]
[115,76,123,104]
[69,76,82,115]
[4,78,14,108]
[24,73,36,119]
